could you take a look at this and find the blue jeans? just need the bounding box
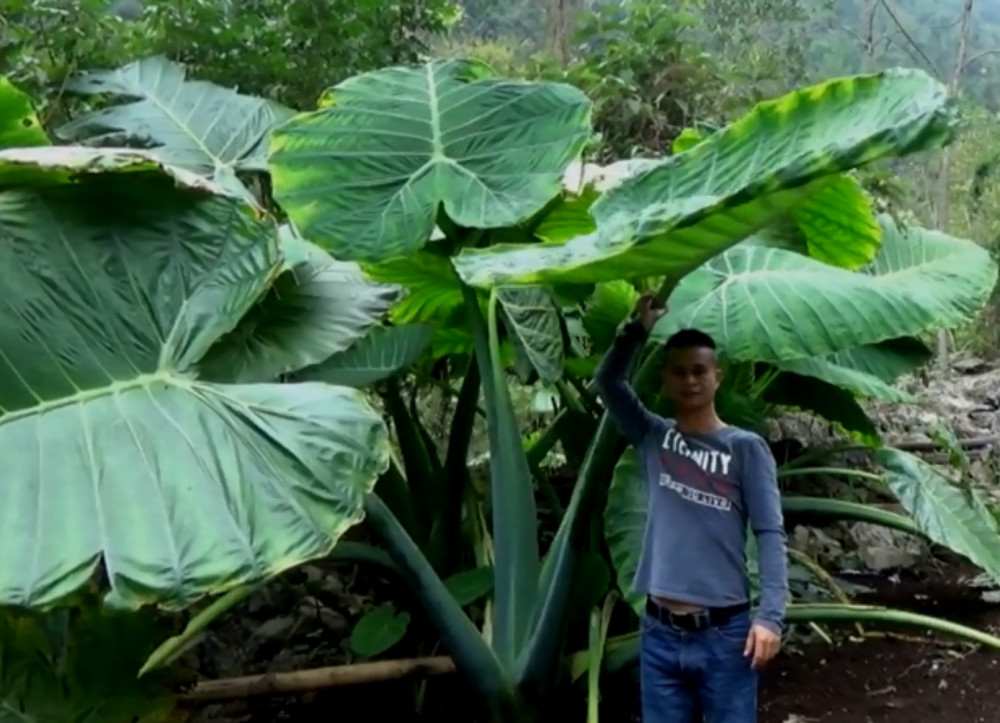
[640,609,758,723]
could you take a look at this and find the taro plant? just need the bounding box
[262,57,1000,719]
[0,71,411,719]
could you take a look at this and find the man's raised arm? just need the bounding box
[593,294,662,448]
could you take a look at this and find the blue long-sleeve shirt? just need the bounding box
[595,320,788,633]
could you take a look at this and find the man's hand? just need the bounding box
[744,623,781,670]
[635,292,667,332]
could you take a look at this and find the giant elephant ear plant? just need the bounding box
[267,59,969,719]
[0,68,402,720]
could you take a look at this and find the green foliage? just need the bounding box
[0,175,392,610]
[560,1,731,158]
[3,7,1000,714]
[658,217,995,363]
[349,603,411,659]
[269,59,593,263]
[0,601,189,723]
[877,448,1000,585]
[57,55,296,204]
[453,70,954,288]
[0,0,455,118]
[260,57,995,719]
[451,0,547,43]
[0,78,48,148]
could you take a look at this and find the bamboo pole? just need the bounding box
[181,656,456,703]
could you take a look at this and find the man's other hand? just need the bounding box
[744,623,781,670]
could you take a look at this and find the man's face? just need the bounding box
[662,346,721,412]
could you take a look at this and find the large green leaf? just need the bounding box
[496,286,564,382]
[775,338,931,402]
[453,69,953,288]
[58,56,294,202]
[877,448,1000,586]
[0,180,389,609]
[788,175,881,269]
[0,77,48,149]
[552,165,880,270]
[0,145,233,194]
[655,217,996,363]
[603,449,647,614]
[268,59,593,263]
[364,251,464,325]
[582,280,639,353]
[295,324,432,388]
[198,236,400,383]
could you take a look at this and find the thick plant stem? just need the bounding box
[436,357,481,573]
[384,380,437,545]
[786,548,864,637]
[587,593,618,723]
[141,583,260,676]
[328,541,400,575]
[373,458,421,543]
[515,349,659,693]
[464,285,540,668]
[362,494,516,715]
[778,466,884,483]
[781,496,924,538]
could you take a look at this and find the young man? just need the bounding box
[594,293,788,723]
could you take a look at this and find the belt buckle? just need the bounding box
[670,609,710,631]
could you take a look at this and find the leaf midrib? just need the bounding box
[0,371,191,427]
[125,62,233,175]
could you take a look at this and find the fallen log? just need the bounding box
[181,655,456,703]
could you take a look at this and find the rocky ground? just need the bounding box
[185,354,1000,722]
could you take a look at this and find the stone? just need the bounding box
[848,522,925,571]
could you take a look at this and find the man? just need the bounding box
[594,292,788,723]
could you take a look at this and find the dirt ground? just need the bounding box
[756,568,1000,723]
[759,632,1000,723]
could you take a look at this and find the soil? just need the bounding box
[759,633,1000,723]
[757,568,1000,723]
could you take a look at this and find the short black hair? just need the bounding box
[664,328,716,352]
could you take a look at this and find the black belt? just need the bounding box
[645,597,750,632]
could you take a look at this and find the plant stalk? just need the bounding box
[514,348,658,693]
[464,285,541,668]
[362,493,515,714]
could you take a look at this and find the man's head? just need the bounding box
[662,328,721,413]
